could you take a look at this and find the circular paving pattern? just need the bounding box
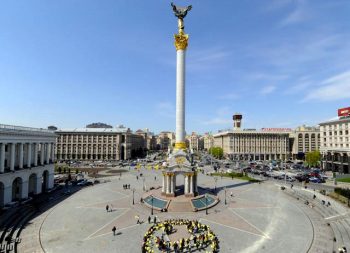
[142,219,219,253]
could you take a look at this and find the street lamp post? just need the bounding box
[224,186,227,205]
[132,188,135,205]
[205,194,208,215]
[143,177,146,191]
[151,196,154,215]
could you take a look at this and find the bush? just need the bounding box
[334,187,350,198]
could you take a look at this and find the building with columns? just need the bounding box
[0,124,56,207]
[214,130,290,161]
[320,117,350,173]
[55,126,146,161]
[213,114,291,161]
[156,131,175,150]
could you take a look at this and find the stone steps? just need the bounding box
[167,201,193,212]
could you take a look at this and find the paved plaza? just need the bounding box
[15,166,350,253]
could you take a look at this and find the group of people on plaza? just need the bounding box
[142,218,219,253]
[123,184,131,189]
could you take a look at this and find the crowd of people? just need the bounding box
[141,218,219,253]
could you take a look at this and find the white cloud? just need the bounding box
[304,70,350,101]
[217,93,239,100]
[199,106,233,125]
[279,0,309,26]
[260,85,276,95]
[155,102,175,118]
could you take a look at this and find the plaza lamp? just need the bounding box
[205,193,208,215]
[151,196,154,215]
[132,188,135,205]
[224,186,227,205]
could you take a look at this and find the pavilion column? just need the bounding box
[34,143,38,167]
[19,143,24,169]
[184,175,188,194]
[172,175,175,195]
[190,175,193,194]
[26,143,32,168]
[167,174,171,194]
[0,143,5,173]
[10,143,16,171]
[162,173,165,193]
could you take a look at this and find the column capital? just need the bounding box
[174,33,189,50]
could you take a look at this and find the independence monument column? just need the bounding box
[171,3,192,150]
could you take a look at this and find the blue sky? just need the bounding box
[1,0,350,134]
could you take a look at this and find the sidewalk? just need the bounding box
[323,180,350,189]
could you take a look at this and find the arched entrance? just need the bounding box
[0,181,4,207]
[28,173,37,196]
[12,177,23,201]
[42,170,49,192]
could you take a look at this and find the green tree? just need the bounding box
[305,150,321,167]
[209,147,224,159]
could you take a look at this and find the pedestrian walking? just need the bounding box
[106,204,109,213]
[230,192,233,198]
[112,226,116,236]
[153,216,157,224]
[137,176,139,180]
[291,184,293,189]
[154,176,157,181]
[148,216,151,224]
[110,204,113,212]
[135,215,140,224]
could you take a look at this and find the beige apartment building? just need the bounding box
[291,125,320,159]
[202,133,214,151]
[156,131,175,150]
[320,117,350,173]
[186,132,201,151]
[55,126,145,161]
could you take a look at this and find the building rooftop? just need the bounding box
[56,127,129,133]
[319,116,350,125]
[0,124,55,134]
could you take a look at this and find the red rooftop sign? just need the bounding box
[338,107,350,117]
[261,128,292,132]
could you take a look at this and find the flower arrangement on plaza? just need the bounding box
[141,218,219,253]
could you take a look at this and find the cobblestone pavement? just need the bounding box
[16,168,346,253]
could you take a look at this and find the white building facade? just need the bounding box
[320,118,350,173]
[0,124,56,207]
[291,125,320,159]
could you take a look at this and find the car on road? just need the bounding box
[309,177,322,183]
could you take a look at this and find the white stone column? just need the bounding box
[48,172,54,189]
[26,143,32,168]
[184,175,188,194]
[175,49,186,144]
[40,143,45,165]
[10,143,16,171]
[34,143,38,166]
[166,174,170,194]
[19,143,24,169]
[0,143,5,173]
[162,173,166,193]
[51,143,55,163]
[172,175,176,194]
[190,175,193,194]
[46,143,50,164]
